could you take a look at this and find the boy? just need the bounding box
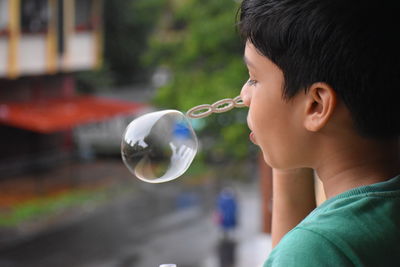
[238,0,400,266]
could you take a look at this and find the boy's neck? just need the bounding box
[315,137,400,199]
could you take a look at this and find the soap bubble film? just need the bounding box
[121,110,198,183]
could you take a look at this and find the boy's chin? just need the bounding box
[261,153,276,168]
[262,153,304,171]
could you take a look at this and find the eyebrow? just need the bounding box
[243,55,255,68]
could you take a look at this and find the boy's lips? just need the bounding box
[249,131,257,145]
[247,118,257,144]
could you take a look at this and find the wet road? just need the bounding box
[0,181,218,267]
[0,182,270,267]
[0,164,270,267]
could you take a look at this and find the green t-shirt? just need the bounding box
[265,175,400,267]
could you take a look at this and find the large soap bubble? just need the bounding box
[121,96,244,183]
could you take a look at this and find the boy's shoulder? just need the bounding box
[265,226,352,267]
[265,175,400,267]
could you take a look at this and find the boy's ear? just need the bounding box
[303,82,337,132]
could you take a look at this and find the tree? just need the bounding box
[104,0,167,85]
[145,0,253,161]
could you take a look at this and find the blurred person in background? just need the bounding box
[215,187,238,267]
[216,187,238,237]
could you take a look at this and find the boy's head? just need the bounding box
[238,0,400,140]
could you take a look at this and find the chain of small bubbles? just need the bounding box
[186,96,245,119]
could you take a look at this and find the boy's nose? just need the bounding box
[240,82,251,107]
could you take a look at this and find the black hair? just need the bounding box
[238,0,400,139]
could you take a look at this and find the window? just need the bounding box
[20,0,49,33]
[0,0,8,34]
[75,0,93,31]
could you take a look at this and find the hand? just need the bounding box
[271,168,316,247]
[169,142,193,166]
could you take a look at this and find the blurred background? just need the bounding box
[0,0,273,266]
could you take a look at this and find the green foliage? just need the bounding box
[104,0,168,85]
[0,189,109,227]
[145,0,250,160]
[75,63,114,93]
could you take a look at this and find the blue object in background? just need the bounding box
[173,121,191,139]
[217,188,238,231]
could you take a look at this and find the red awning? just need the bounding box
[0,96,148,133]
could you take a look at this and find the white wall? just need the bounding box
[69,32,95,70]
[0,38,7,76]
[18,35,47,75]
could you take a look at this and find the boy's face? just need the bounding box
[241,42,310,169]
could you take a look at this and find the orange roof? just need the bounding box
[0,96,148,133]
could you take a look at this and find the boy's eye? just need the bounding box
[247,79,257,86]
